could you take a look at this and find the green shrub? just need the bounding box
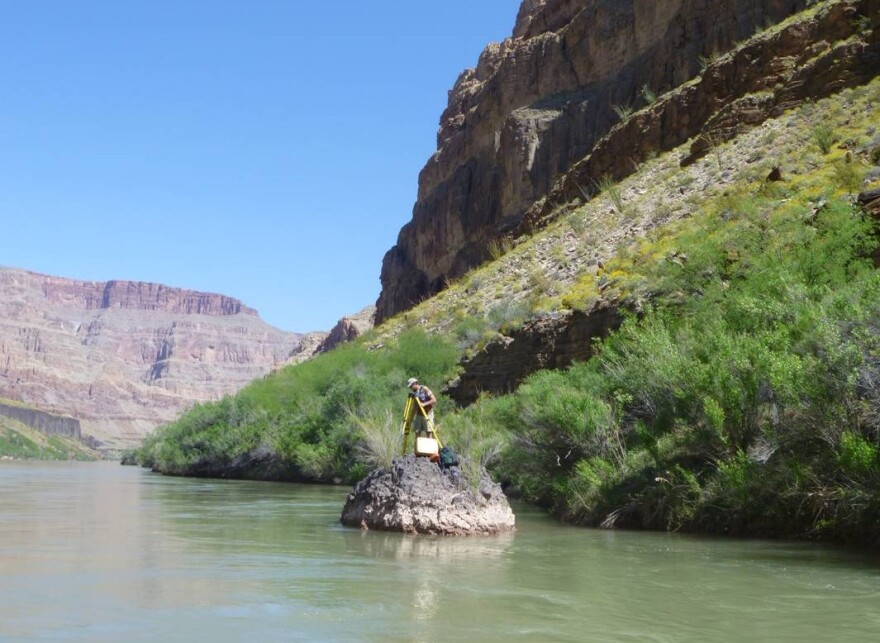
[496,186,880,540]
[487,299,531,331]
[453,314,487,347]
[566,457,619,519]
[838,432,878,477]
[831,157,865,192]
[634,464,702,530]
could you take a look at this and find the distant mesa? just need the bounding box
[0,266,326,452]
[40,275,257,316]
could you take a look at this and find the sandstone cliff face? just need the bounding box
[377,0,812,322]
[0,267,315,450]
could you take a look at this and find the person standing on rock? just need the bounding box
[407,377,436,436]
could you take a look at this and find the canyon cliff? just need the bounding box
[0,267,322,450]
[376,0,880,402]
[376,0,815,322]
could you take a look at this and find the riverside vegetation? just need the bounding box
[135,79,880,545]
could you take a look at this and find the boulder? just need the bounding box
[340,455,515,536]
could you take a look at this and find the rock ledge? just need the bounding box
[340,455,515,536]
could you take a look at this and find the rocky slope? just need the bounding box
[377,0,821,322]
[523,0,880,231]
[315,305,375,354]
[446,304,622,405]
[0,267,323,450]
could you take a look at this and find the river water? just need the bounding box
[1,462,879,642]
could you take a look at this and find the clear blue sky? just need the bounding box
[0,1,519,332]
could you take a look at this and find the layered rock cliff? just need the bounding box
[0,399,81,439]
[376,0,814,322]
[0,267,322,450]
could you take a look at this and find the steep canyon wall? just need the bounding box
[377,0,813,321]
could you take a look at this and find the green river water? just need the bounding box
[1,462,879,642]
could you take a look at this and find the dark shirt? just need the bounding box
[416,386,434,408]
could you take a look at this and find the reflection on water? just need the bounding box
[342,527,515,561]
[2,462,880,642]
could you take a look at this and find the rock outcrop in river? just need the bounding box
[341,455,516,535]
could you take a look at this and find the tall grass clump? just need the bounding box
[612,103,634,122]
[349,408,400,471]
[488,236,513,261]
[594,175,624,213]
[811,123,836,154]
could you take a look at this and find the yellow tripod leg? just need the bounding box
[413,397,442,449]
[401,396,414,455]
